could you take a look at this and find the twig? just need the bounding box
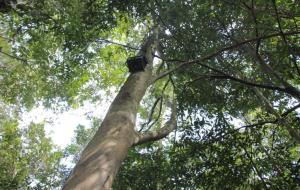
[144,96,163,132]
[214,102,300,143]
[0,51,27,62]
[139,96,162,132]
[235,102,300,131]
[95,38,141,51]
[0,35,11,41]
[133,99,177,146]
[272,0,300,77]
[142,79,171,132]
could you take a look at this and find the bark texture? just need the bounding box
[62,35,156,190]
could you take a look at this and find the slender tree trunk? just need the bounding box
[62,34,157,190]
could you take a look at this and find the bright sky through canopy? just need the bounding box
[21,100,113,148]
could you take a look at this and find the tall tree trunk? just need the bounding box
[62,34,157,190]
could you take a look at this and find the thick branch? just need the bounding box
[133,101,177,146]
[190,74,287,93]
[216,13,298,93]
[151,31,300,83]
[282,103,300,117]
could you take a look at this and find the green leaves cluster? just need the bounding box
[0,115,65,189]
[0,0,148,108]
[114,112,300,189]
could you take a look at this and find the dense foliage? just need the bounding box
[0,106,65,189]
[115,113,300,189]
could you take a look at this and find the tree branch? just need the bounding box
[139,78,170,132]
[246,103,300,126]
[144,96,163,132]
[151,30,300,84]
[0,50,27,62]
[272,0,300,77]
[282,103,300,117]
[216,102,300,143]
[133,100,177,146]
[0,35,12,41]
[138,96,162,132]
[189,74,287,93]
[215,13,297,93]
[95,38,142,51]
[233,103,300,135]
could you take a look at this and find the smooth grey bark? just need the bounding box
[62,33,157,190]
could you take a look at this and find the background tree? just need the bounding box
[0,104,66,189]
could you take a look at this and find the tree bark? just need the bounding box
[62,34,156,190]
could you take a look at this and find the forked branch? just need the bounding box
[133,100,177,146]
[151,31,300,84]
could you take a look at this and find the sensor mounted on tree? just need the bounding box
[126,56,148,73]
